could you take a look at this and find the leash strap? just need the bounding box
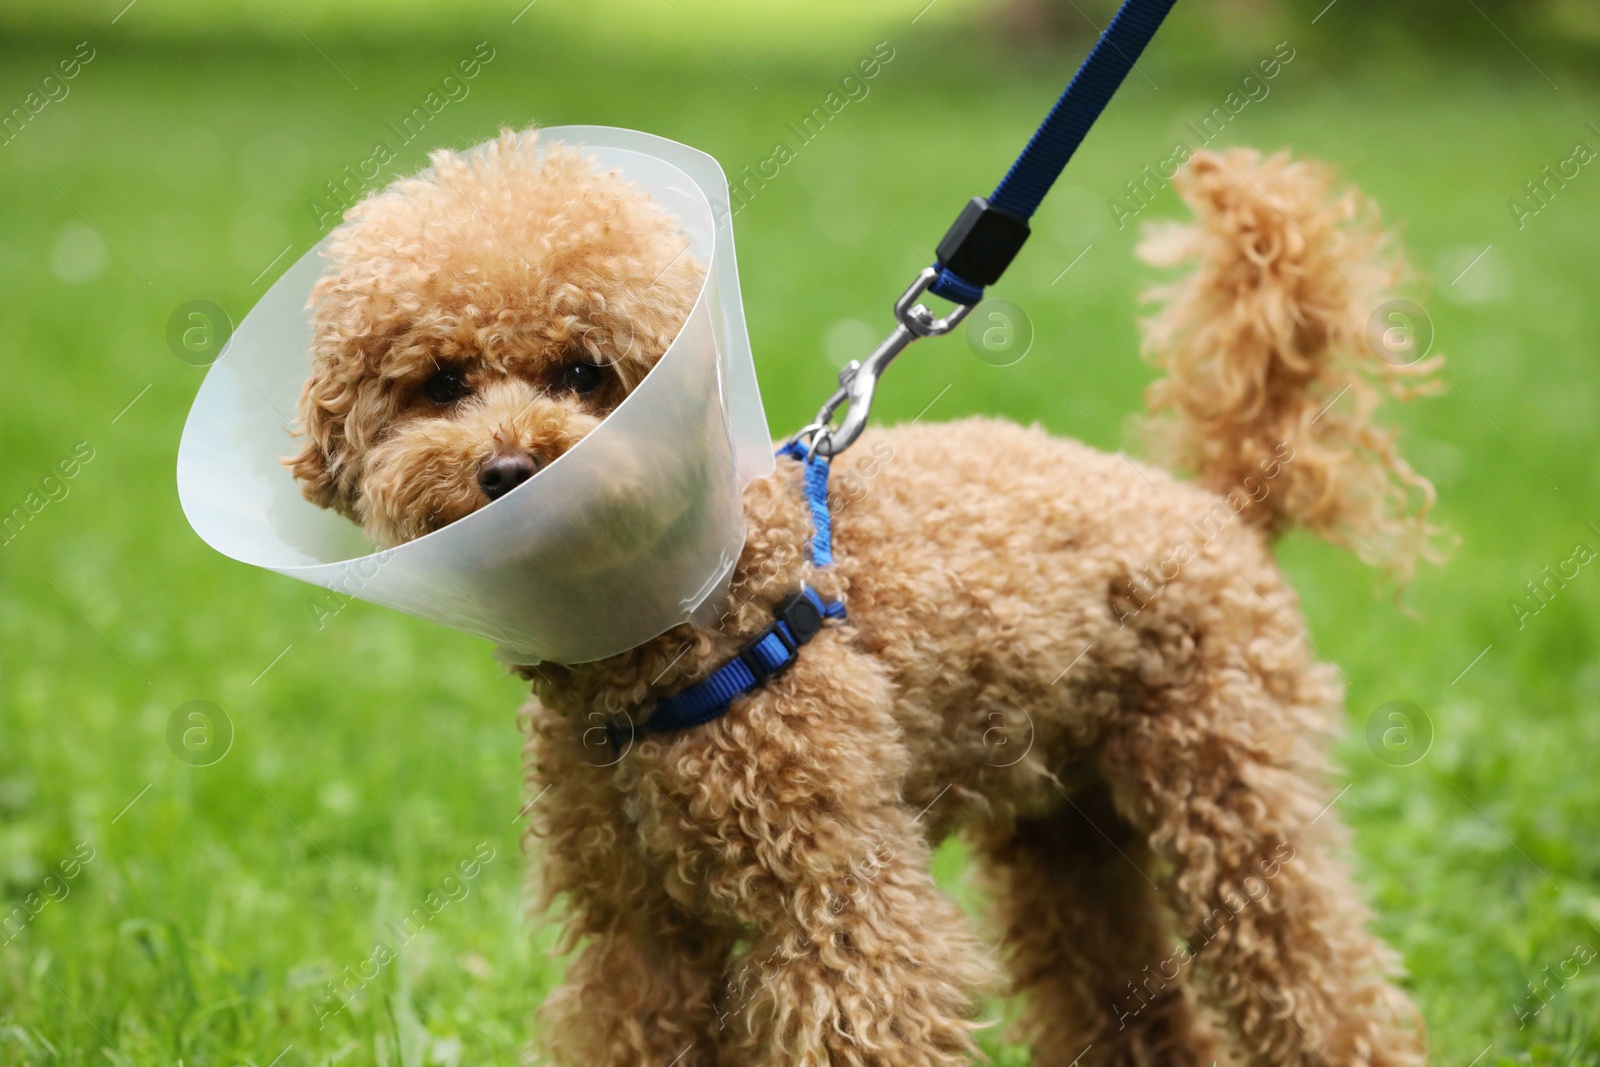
[794,0,1178,460]
[927,0,1179,305]
[604,446,844,751]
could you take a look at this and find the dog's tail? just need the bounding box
[1136,148,1446,582]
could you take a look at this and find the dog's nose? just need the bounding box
[477,451,539,501]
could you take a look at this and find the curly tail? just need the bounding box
[1137,148,1447,583]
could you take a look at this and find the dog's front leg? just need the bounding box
[523,698,736,1067]
[632,631,994,1067]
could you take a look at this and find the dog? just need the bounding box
[288,128,1445,1066]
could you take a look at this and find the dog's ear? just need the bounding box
[282,373,351,514]
[284,438,339,510]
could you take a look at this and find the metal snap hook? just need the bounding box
[794,269,974,459]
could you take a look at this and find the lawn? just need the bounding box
[0,2,1597,1064]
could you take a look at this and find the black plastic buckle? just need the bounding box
[935,196,1032,288]
[736,591,824,685]
[739,624,794,685]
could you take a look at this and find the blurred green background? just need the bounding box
[1,0,1597,1063]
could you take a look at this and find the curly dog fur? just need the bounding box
[289,129,1442,1066]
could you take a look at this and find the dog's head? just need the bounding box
[285,129,704,546]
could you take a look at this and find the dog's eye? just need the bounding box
[423,369,468,406]
[554,361,607,396]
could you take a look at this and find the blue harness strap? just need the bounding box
[927,0,1179,306]
[603,447,844,751]
[783,439,836,567]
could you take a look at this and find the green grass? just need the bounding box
[1,7,1598,1065]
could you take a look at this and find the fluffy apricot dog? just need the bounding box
[289,128,1445,1066]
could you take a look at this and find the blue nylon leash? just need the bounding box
[928,0,1179,306]
[797,0,1178,460]
[603,445,844,750]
